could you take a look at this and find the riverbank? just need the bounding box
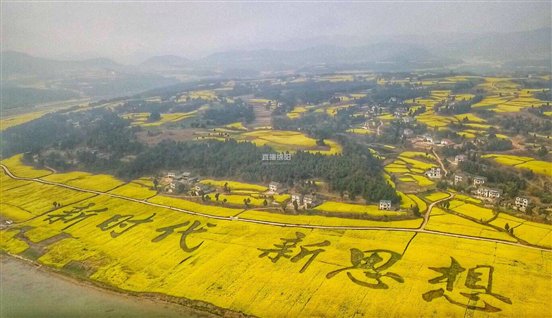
[0,254,214,318]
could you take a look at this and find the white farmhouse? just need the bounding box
[425,167,442,179]
[379,200,392,210]
[515,197,530,211]
[269,182,282,193]
[473,176,487,187]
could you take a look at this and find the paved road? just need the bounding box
[1,164,549,252]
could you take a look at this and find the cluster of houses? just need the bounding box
[420,134,455,146]
[161,174,426,213]
[269,182,322,209]
[452,171,531,210]
[291,193,320,209]
[163,171,209,195]
[452,172,503,200]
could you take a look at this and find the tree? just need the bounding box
[412,205,420,217]
[263,199,268,207]
[215,193,220,201]
[292,200,299,212]
[149,111,161,122]
[536,145,548,158]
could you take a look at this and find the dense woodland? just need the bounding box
[1,108,399,204]
[123,139,399,203]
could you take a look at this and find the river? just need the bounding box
[0,255,210,318]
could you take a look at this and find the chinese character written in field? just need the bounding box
[97,213,156,238]
[258,232,330,273]
[422,257,512,312]
[326,249,404,289]
[151,220,216,253]
[44,203,108,230]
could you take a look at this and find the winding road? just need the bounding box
[1,164,549,252]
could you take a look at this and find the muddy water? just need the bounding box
[0,256,209,318]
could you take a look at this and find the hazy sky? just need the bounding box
[2,1,551,63]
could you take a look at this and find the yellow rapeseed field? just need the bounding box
[1,155,551,317]
[41,171,124,192]
[199,179,268,192]
[314,201,405,216]
[240,130,342,155]
[426,208,516,242]
[0,111,49,131]
[1,192,549,317]
[1,154,52,178]
[482,154,552,177]
[122,111,197,127]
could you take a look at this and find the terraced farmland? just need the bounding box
[482,154,552,176]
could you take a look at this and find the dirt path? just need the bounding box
[432,148,448,177]
[1,164,549,252]
[420,192,453,230]
[376,120,383,136]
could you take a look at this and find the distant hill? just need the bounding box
[197,28,551,71]
[1,51,125,77]
[198,42,446,71]
[139,55,190,70]
[0,52,179,110]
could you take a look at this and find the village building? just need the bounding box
[425,167,442,179]
[291,193,302,205]
[515,197,530,211]
[454,173,467,185]
[422,134,434,144]
[379,200,392,210]
[441,139,454,146]
[454,154,467,164]
[269,181,281,192]
[402,128,414,138]
[473,176,487,187]
[302,194,320,208]
[179,171,192,179]
[290,193,321,209]
[167,171,177,178]
[475,187,502,200]
[193,184,214,196]
[269,181,287,194]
